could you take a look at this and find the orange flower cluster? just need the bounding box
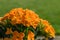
[12,31,25,40]
[12,30,35,40]
[5,28,13,34]
[0,8,55,40]
[2,8,40,29]
[40,19,55,38]
[27,30,35,40]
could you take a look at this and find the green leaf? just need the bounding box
[24,27,29,40]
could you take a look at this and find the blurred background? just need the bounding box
[0,0,60,35]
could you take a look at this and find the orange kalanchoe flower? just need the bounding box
[27,30,35,40]
[12,31,19,40]
[22,9,40,29]
[18,32,25,40]
[1,13,10,21]
[12,31,25,40]
[5,28,13,34]
[2,8,40,29]
[49,25,55,38]
[40,19,55,38]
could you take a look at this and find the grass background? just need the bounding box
[0,0,60,35]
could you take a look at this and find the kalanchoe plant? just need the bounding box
[0,8,55,40]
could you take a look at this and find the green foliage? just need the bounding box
[0,21,7,38]
[28,27,35,33]
[24,27,29,40]
[0,21,7,32]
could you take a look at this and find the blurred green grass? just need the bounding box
[0,0,60,35]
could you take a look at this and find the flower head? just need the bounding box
[2,8,40,29]
[40,19,55,38]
